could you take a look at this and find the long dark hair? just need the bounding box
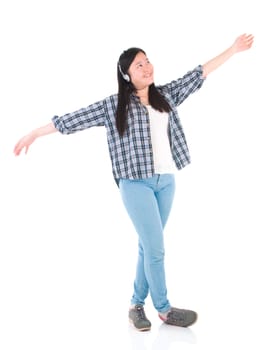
[116,48,171,136]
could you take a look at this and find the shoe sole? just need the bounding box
[129,318,151,331]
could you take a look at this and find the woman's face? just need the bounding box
[128,51,154,90]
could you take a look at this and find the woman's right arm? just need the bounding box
[14,122,57,156]
[14,96,108,156]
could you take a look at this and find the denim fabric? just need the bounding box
[119,174,175,313]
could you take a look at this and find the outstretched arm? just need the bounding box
[202,33,254,78]
[14,122,57,156]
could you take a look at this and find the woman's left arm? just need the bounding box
[202,33,254,78]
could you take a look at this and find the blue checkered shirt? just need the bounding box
[52,65,205,181]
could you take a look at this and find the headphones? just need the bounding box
[118,63,130,82]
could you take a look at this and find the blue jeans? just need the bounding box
[119,174,175,313]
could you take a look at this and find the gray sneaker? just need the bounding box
[159,307,198,327]
[129,305,151,331]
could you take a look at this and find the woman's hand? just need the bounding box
[14,132,37,156]
[202,33,254,78]
[13,122,57,156]
[232,33,254,54]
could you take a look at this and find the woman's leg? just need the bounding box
[131,174,175,307]
[119,174,175,313]
[155,175,176,229]
[132,241,149,306]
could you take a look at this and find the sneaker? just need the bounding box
[129,305,151,331]
[159,307,198,327]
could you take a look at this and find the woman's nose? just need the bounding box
[144,63,151,72]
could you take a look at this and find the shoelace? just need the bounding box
[135,306,146,320]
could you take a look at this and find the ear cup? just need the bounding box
[118,63,130,82]
[123,73,130,82]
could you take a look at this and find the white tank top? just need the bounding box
[146,105,176,174]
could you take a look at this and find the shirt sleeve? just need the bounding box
[161,65,205,107]
[52,99,106,134]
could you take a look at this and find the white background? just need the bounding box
[1,0,272,349]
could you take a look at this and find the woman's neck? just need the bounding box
[136,87,149,105]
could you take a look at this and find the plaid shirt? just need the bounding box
[52,65,205,181]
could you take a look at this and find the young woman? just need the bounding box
[14,34,254,331]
